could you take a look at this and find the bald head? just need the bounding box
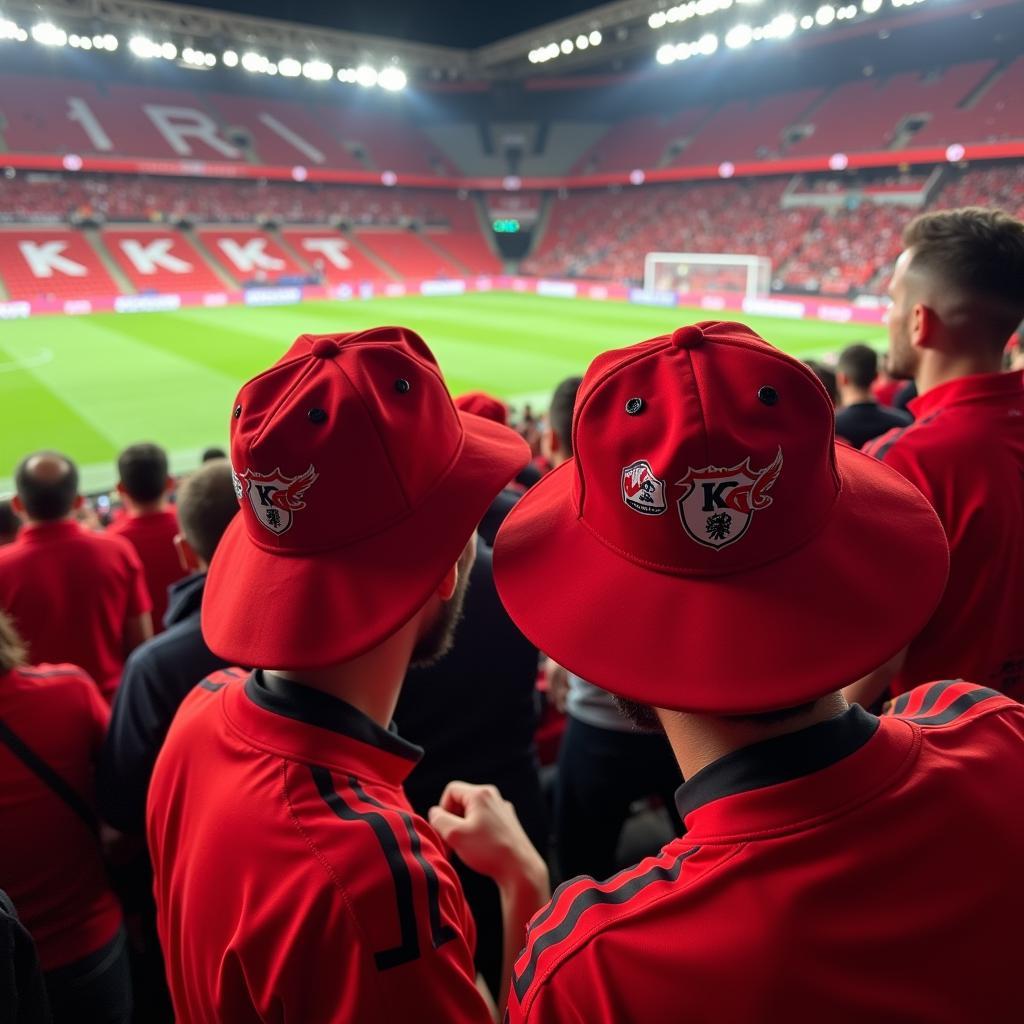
[176,459,239,566]
[14,452,79,522]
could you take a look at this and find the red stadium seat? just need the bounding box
[279,229,389,283]
[195,228,308,283]
[103,229,227,293]
[355,229,463,279]
[0,228,120,300]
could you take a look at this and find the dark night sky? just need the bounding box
[176,1,601,48]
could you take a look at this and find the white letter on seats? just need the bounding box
[19,241,87,278]
[66,97,113,151]
[217,239,285,273]
[143,105,240,158]
[302,238,352,269]
[120,239,192,274]
[258,114,325,164]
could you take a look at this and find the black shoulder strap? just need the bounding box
[0,718,99,833]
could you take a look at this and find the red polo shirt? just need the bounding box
[508,681,1024,1023]
[0,664,123,970]
[108,508,185,633]
[147,670,492,1023]
[0,520,150,699]
[863,370,1024,697]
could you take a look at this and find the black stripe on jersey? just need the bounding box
[310,765,420,970]
[512,846,701,1001]
[900,679,960,718]
[888,691,915,716]
[198,679,226,692]
[220,667,245,679]
[871,411,940,461]
[906,687,1003,727]
[348,777,457,951]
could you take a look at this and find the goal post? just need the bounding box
[643,252,772,302]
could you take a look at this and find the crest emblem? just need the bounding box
[239,465,318,535]
[621,460,667,516]
[675,448,783,549]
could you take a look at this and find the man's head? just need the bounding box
[13,452,80,523]
[174,459,239,573]
[201,328,529,674]
[201,446,227,463]
[493,322,948,725]
[0,611,26,674]
[541,376,584,467]
[117,443,172,509]
[887,207,1024,380]
[836,344,879,399]
[0,500,19,545]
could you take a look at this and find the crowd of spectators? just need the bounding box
[1,206,1024,1023]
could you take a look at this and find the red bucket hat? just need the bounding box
[454,391,509,426]
[203,327,530,670]
[493,322,949,714]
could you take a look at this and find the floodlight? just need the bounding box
[32,22,68,47]
[726,24,753,47]
[378,66,407,91]
[697,32,718,54]
[279,57,301,76]
[241,51,264,72]
[576,34,589,49]
[355,65,378,87]
[589,30,602,44]
[303,60,333,81]
[656,43,676,64]
[862,0,882,10]
[649,12,667,28]
[223,49,239,66]
[560,38,573,53]
[161,42,176,59]
[815,5,836,25]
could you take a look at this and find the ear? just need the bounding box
[436,560,459,602]
[73,494,85,511]
[165,476,176,495]
[911,303,938,349]
[173,534,200,573]
[115,482,127,497]
[836,371,850,389]
[11,496,24,516]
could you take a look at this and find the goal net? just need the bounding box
[643,252,772,302]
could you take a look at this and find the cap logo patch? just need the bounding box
[675,448,783,549]
[240,465,319,536]
[621,460,667,516]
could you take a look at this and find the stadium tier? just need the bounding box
[0,227,119,300]
[102,228,227,293]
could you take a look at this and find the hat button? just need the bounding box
[311,338,341,359]
[671,325,704,349]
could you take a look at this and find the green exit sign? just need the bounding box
[492,218,521,233]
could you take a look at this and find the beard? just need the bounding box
[612,695,663,733]
[887,317,917,380]
[409,546,474,668]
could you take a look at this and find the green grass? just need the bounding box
[0,292,882,494]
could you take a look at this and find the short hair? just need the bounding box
[549,376,584,456]
[837,344,878,390]
[903,207,1024,341]
[804,360,837,406]
[0,500,19,540]
[176,460,239,564]
[118,443,169,504]
[724,700,819,727]
[14,452,78,521]
[201,447,227,463]
[0,611,26,674]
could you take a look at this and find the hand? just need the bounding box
[544,658,570,714]
[429,782,548,895]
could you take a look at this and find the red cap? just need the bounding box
[493,321,949,713]
[454,391,509,426]
[203,327,530,669]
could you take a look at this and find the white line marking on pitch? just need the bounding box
[0,349,54,374]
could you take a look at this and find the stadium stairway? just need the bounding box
[184,228,241,289]
[84,228,134,294]
[270,228,314,274]
[342,231,401,281]
[418,231,471,276]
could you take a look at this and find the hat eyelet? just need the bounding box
[307,408,328,425]
[394,378,411,394]
[757,386,779,407]
[625,397,645,415]
[233,404,242,419]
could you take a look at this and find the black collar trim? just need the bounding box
[675,705,879,821]
[245,671,422,763]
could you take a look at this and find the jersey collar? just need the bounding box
[909,369,1023,420]
[222,670,423,788]
[676,706,918,841]
[17,519,84,544]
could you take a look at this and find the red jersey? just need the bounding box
[0,520,151,699]
[108,508,185,633]
[870,376,901,408]
[147,670,492,1024]
[508,682,1024,1023]
[0,664,123,970]
[863,370,1024,697]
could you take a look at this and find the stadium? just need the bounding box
[0,0,1023,1020]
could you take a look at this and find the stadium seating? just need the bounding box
[196,228,308,283]
[355,229,463,278]
[280,229,390,283]
[427,230,503,274]
[0,228,119,300]
[103,228,226,293]
[571,108,710,174]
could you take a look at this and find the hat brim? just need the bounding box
[203,414,530,669]
[493,444,949,713]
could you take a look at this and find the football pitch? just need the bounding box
[0,292,883,494]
